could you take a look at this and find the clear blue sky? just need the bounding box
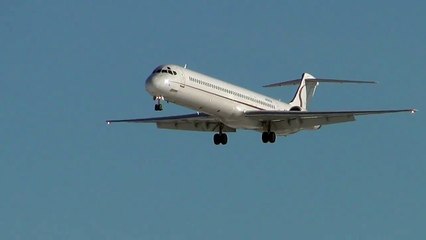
[1,1,425,239]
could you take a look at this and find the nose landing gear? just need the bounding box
[154,104,163,111]
[153,96,164,111]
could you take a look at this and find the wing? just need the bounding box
[106,113,236,132]
[245,109,417,127]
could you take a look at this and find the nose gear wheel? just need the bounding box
[153,96,164,111]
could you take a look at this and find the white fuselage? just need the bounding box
[145,64,292,130]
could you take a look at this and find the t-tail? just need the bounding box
[263,73,377,111]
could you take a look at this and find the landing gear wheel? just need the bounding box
[262,132,269,143]
[262,132,276,143]
[214,134,221,145]
[221,133,228,145]
[213,133,228,145]
[269,132,276,143]
[154,104,163,111]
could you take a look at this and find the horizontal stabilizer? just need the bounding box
[263,78,376,87]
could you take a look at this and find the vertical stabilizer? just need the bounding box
[290,73,318,110]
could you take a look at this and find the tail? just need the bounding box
[263,73,376,111]
[290,73,317,110]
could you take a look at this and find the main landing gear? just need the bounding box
[213,132,275,145]
[213,133,228,145]
[213,125,228,145]
[262,121,276,143]
[153,96,164,111]
[262,132,276,143]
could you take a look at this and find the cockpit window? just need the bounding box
[153,66,178,76]
[152,66,162,74]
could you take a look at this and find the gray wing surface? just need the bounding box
[106,113,236,132]
[245,109,416,127]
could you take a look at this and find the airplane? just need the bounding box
[106,64,416,145]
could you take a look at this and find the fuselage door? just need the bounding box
[178,68,186,88]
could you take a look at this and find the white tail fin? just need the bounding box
[290,73,318,110]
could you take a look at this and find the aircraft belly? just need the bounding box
[220,116,259,130]
[207,94,261,129]
[172,88,261,130]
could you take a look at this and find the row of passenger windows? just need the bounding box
[152,66,177,75]
[189,76,275,109]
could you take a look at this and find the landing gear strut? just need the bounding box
[153,96,163,111]
[213,124,228,145]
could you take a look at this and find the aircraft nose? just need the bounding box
[145,76,156,94]
[145,75,165,95]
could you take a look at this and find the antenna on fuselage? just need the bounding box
[184,64,187,69]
